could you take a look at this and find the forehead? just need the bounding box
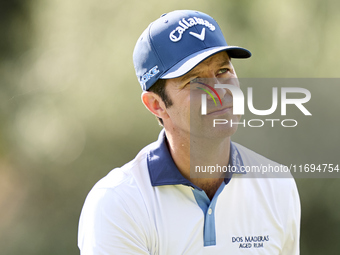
[199,51,230,67]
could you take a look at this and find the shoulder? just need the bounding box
[84,141,156,209]
[80,139,161,221]
[233,142,294,179]
[232,142,280,166]
[78,159,158,254]
[231,141,300,202]
[231,142,299,205]
[232,141,300,209]
[78,143,157,251]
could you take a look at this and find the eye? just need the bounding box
[217,68,228,75]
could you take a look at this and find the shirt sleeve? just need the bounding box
[78,187,151,255]
[281,179,301,255]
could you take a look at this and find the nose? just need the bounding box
[214,87,227,100]
[206,77,227,102]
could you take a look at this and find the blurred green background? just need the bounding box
[1,0,339,254]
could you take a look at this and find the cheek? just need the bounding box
[167,100,191,124]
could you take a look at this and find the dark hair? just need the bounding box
[147,79,173,126]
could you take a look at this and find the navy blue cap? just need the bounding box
[133,10,251,91]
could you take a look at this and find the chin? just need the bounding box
[211,122,239,139]
[190,115,240,140]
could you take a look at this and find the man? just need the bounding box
[78,10,300,254]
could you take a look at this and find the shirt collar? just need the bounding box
[147,129,245,189]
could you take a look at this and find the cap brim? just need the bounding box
[161,46,251,79]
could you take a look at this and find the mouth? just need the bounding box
[207,105,233,116]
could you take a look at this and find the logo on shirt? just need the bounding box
[232,235,270,249]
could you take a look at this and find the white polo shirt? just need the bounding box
[78,130,300,254]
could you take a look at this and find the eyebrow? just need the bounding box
[217,58,232,68]
[179,69,201,82]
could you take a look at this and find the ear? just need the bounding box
[141,91,170,120]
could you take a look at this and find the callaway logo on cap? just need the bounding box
[133,10,251,91]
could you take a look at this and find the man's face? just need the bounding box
[163,51,241,140]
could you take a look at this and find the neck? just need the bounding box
[165,129,231,199]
